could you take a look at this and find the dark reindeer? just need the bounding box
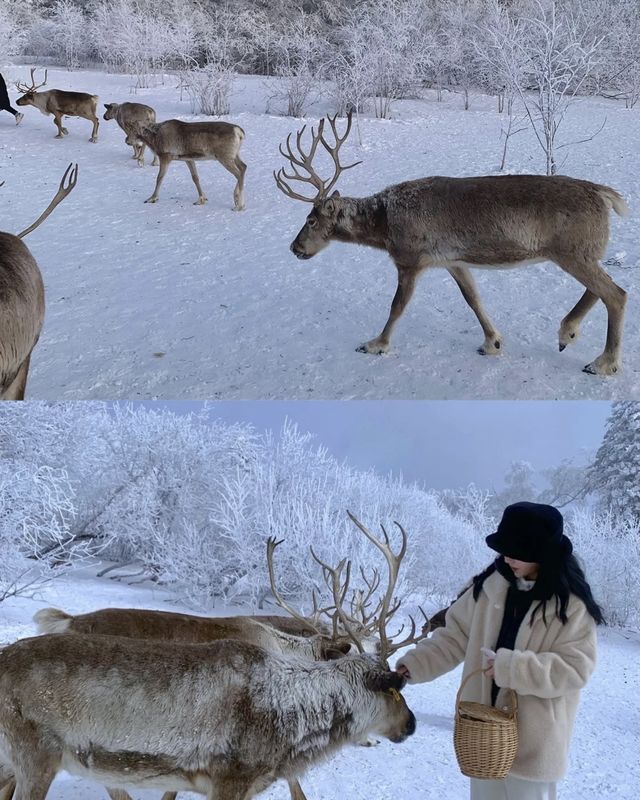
[15,69,99,142]
[1,164,78,399]
[275,112,628,376]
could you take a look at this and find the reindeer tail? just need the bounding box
[598,185,629,217]
[33,607,72,634]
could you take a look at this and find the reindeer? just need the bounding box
[0,163,78,400]
[138,119,246,209]
[15,68,99,142]
[275,112,628,376]
[19,512,425,800]
[0,523,417,800]
[103,102,159,167]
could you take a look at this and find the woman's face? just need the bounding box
[504,557,540,580]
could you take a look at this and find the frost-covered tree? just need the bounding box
[49,0,88,69]
[516,0,606,174]
[588,402,640,523]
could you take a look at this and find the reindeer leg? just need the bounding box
[106,790,136,800]
[556,258,627,375]
[287,778,309,800]
[447,266,502,355]
[144,155,172,203]
[52,113,66,138]
[185,160,207,205]
[356,263,418,354]
[0,778,16,800]
[2,352,32,401]
[558,289,598,351]
[89,114,99,143]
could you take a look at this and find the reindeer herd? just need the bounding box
[0,512,428,800]
[0,66,632,400]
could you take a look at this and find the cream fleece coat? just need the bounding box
[396,570,597,781]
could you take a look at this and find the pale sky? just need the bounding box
[133,401,610,490]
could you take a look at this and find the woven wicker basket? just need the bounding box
[453,668,519,780]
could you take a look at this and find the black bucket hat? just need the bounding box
[485,501,573,563]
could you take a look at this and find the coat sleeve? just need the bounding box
[493,602,597,699]
[395,585,475,684]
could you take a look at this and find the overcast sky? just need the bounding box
[134,401,610,491]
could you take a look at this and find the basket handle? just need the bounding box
[456,667,518,718]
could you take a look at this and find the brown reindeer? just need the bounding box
[138,119,246,209]
[15,68,99,142]
[17,513,424,800]
[0,576,416,800]
[0,163,78,400]
[275,112,628,376]
[103,102,159,166]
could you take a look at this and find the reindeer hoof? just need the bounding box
[194,197,208,205]
[477,337,502,356]
[144,197,159,204]
[90,138,98,143]
[356,340,389,355]
[583,358,620,376]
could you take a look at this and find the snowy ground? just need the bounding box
[1,66,639,400]
[0,568,638,800]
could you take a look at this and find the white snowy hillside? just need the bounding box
[0,569,637,800]
[1,66,638,400]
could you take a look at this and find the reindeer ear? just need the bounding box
[365,669,407,693]
[323,642,352,661]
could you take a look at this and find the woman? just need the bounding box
[396,501,604,800]
[0,73,23,124]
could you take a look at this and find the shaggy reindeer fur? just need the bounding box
[0,634,414,800]
[0,233,44,399]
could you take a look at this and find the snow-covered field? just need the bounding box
[0,568,638,800]
[1,66,639,400]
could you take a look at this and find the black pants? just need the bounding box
[0,73,19,116]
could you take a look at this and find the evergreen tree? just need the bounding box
[588,402,640,523]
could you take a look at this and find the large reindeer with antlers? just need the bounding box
[7,513,424,800]
[137,119,246,208]
[0,519,417,800]
[275,113,628,376]
[0,163,78,400]
[15,68,99,142]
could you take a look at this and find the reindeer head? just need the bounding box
[274,112,361,260]
[360,655,416,743]
[103,103,119,121]
[15,68,47,107]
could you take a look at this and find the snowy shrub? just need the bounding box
[183,62,234,116]
[567,508,640,628]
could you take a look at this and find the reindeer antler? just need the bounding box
[274,111,362,203]
[266,536,330,636]
[345,510,429,661]
[17,163,78,239]
[15,67,48,94]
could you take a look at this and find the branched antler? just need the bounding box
[17,163,78,239]
[274,111,362,203]
[15,67,47,94]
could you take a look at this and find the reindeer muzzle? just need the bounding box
[290,242,312,260]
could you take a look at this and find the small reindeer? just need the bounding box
[0,164,78,399]
[275,112,628,376]
[138,119,246,209]
[103,102,159,166]
[15,68,99,142]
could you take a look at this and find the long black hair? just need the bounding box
[471,554,605,626]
